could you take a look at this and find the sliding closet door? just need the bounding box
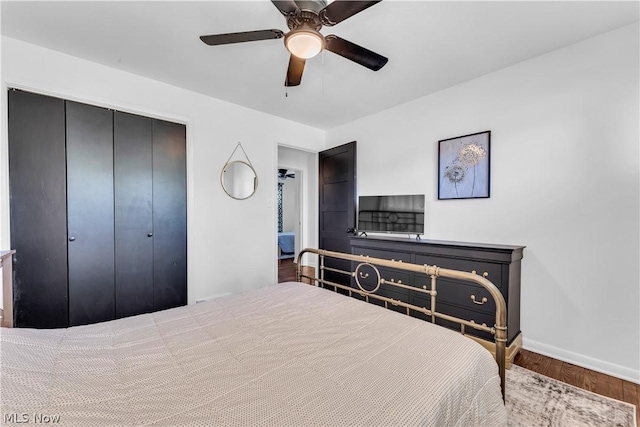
[114,112,154,318]
[8,90,68,328]
[152,120,187,310]
[66,101,115,326]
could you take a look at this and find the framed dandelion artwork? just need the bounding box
[438,131,490,200]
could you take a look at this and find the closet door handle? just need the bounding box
[68,236,76,242]
[147,232,153,237]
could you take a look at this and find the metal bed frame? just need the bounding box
[296,248,507,399]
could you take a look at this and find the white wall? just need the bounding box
[0,36,325,303]
[326,24,640,382]
[281,176,296,232]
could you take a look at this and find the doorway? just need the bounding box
[276,146,318,282]
[277,167,301,262]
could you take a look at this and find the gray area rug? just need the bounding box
[506,365,637,427]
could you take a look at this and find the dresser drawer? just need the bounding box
[352,263,410,314]
[368,285,409,314]
[413,275,498,316]
[352,247,412,263]
[410,294,495,341]
[434,301,495,342]
[410,291,433,322]
[353,265,411,296]
[353,264,411,295]
[352,263,411,291]
[415,254,502,289]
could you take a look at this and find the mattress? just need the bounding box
[278,232,295,254]
[0,282,507,426]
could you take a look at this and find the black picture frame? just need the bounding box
[438,130,491,200]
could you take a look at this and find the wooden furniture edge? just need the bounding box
[467,331,523,369]
[1,250,16,328]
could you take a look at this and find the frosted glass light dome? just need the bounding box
[285,29,324,59]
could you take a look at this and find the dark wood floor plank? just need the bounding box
[578,369,600,395]
[278,258,315,285]
[584,370,624,400]
[514,349,552,377]
[522,349,551,374]
[560,362,586,389]
[543,357,564,381]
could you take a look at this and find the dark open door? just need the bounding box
[318,141,356,292]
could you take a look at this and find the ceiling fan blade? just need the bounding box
[325,35,388,71]
[320,1,381,26]
[285,55,306,87]
[200,29,284,46]
[271,0,299,16]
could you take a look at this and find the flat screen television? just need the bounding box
[357,194,425,235]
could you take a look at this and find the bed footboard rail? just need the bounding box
[295,247,507,400]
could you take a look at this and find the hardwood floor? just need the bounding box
[278,258,315,285]
[278,260,639,418]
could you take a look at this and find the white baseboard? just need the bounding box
[523,338,640,384]
[194,291,231,304]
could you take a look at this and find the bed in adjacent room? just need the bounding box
[0,249,507,426]
[277,231,295,260]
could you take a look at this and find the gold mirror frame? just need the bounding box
[221,142,258,200]
[220,160,258,200]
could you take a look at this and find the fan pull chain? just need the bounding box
[321,50,325,97]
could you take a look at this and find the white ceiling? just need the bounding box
[2,1,638,130]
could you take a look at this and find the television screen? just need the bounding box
[358,195,425,234]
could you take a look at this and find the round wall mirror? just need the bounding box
[221,160,258,200]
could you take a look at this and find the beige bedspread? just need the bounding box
[1,282,506,426]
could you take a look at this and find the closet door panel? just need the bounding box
[66,101,115,326]
[114,112,154,318]
[8,90,68,328]
[152,120,187,310]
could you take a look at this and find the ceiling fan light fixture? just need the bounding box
[285,28,325,59]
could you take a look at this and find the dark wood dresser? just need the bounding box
[349,236,525,365]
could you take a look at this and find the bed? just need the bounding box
[1,248,507,426]
[277,231,295,259]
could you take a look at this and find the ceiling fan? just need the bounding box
[199,0,388,87]
[278,169,295,179]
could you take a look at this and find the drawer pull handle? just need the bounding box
[470,295,488,305]
[470,319,488,328]
[483,272,489,278]
[359,272,369,279]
